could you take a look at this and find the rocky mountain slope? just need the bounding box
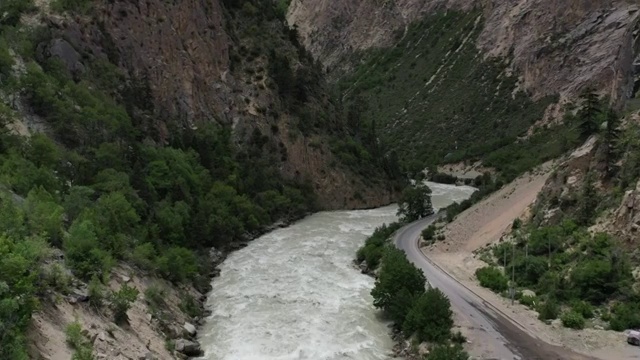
[289,0,639,108]
[288,0,640,175]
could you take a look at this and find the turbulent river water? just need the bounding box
[199,182,476,360]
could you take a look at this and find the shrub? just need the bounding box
[356,222,402,270]
[475,266,508,292]
[0,0,36,26]
[46,263,71,293]
[570,300,594,319]
[518,295,537,309]
[155,246,199,283]
[65,321,84,349]
[609,302,640,331]
[179,293,203,318]
[130,243,156,271]
[144,284,165,310]
[403,287,454,343]
[451,331,467,344]
[72,347,94,360]
[52,0,91,12]
[110,284,139,324]
[561,311,585,329]
[66,321,94,360]
[425,343,469,360]
[537,299,559,321]
[512,218,522,229]
[421,225,436,241]
[88,275,105,308]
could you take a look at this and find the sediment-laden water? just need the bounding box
[199,182,476,360]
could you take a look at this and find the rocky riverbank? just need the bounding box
[27,212,304,360]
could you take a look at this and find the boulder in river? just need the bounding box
[358,261,368,274]
[183,322,197,337]
[175,339,202,356]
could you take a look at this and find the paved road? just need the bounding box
[393,214,596,360]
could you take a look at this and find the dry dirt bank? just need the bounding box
[422,163,639,360]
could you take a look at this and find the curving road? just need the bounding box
[393,214,597,360]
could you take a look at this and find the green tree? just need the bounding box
[0,38,13,77]
[88,192,140,257]
[577,89,602,139]
[403,287,454,342]
[155,246,199,283]
[577,172,598,226]
[604,109,621,177]
[424,343,469,360]
[25,187,64,246]
[397,183,434,222]
[0,234,49,360]
[152,200,190,245]
[63,186,95,222]
[63,219,114,280]
[371,248,426,323]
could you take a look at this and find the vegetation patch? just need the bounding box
[338,10,559,181]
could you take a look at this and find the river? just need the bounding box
[199,182,476,360]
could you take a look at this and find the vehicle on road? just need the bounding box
[627,330,640,346]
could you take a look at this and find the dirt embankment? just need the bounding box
[28,248,228,360]
[422,162,639,360]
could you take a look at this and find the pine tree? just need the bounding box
[578,88,602,139]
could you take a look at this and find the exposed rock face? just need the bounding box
[612,180,640,243]
[96,0,230,127]
[38,0,397,210]
[288,0,640,108]
[287,0,470,71]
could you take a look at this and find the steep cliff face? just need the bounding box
[29,0,398,210]
[288,0,640,109]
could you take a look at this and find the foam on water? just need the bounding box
[199,183,476,360]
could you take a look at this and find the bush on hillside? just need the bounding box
[518,295,537,309]
[570,300,594,319]
[155,246,199,283]
[475,266,508,292]
[537,299,559,321]
[561,311,585,329]
[421,225,436,241]
[88,275,105,308]
[609,302,640,331]
[110,283,139,324]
